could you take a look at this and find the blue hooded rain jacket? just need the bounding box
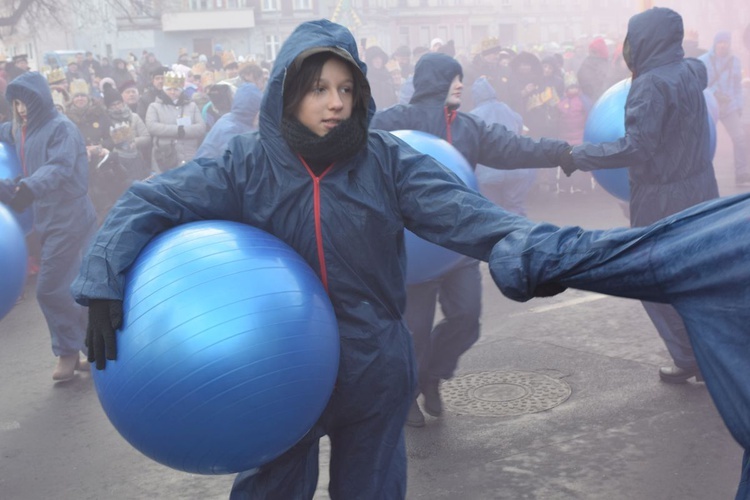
[0,72,96,356]
[571,7,718,227]
[71,20,540,499]
[194,82,262,159]
[371,52,568,171]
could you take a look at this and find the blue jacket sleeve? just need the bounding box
[0,122,14,145]
[72,143,247,305]
[473,118,568,170]
[380,132,536,261]
[22,122,89,201]
[571,74,663,171]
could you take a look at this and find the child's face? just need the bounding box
[296,57,354,137]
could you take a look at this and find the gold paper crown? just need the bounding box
[110,122,134,144]
[221,51,237,68]
[481,36,501,53]
[45,68,66,85]
[164,71,185,89]
[69,78,90,97]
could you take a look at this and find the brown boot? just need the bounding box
[52,354,80,381]
[75,358,91,373]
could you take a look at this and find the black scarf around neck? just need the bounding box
[281,114,367,175]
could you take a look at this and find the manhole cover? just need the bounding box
[442,371,571,417]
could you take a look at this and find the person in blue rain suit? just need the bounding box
[71,20,567,499]
[699,31,747,186]
[0,72,97,381]
[194,82,262,159]
[560,7,719,384]
[370,52,571,426]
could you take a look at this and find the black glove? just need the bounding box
[86,299,124,370]
[558,147,577,177]
[9,182,34,213]
[177,125,185,139]
[534,282,568,298]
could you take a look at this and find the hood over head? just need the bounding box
[624,7,684,75]
[5,72,57,131]
[259,19,373,148]
[471,76,497,106]
[232,83,262,125]
[409,52,463,105]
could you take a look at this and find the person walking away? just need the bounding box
[560,7,719,383]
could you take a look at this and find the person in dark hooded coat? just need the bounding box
[71,20,555,499]
[0,72,97,381]
[561,7,719,384]
[371,52,570,427]
[194,81,262,159]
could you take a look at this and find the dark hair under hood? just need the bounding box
[259,19,374,158]
[6,72,57,133]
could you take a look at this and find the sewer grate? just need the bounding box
[442,371,571,417]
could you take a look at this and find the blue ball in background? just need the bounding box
[92,221,340,474]
[0,142,33,235]
[390,130,478,285]
[583,79,717,202]
[0,204,27,321]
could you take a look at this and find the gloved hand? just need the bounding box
[86,299,124,370]
[558,147,577,177]
[9,183,34,213]
[534,282,568,298]
[177,125,185,139]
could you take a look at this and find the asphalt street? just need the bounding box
[0,133,746,499]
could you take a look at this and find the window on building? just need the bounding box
[419,26,430,47]
[398,26,410,48]
[262,0,280,11]
[265,34,281,61]
[293,0,312,9]
[454,25,465,50]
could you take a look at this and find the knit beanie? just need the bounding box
[103,82,123,107]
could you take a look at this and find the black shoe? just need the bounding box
[659,365,703,384]
[406,400,425,427]
[422,382,443,417]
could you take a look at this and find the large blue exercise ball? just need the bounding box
[0,142,33,234]
[0,204,27,321]
[391,130,478,285]
[92,221,340,474]
[583,79,717,202]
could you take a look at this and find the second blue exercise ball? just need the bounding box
[583,79,717,202]
[0,204,27,321]
[92,221,340,474]
[391,130,478,285]
[0,142,33,234]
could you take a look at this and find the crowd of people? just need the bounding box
[1,8,749,499]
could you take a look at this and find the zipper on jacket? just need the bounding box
[298,155,334,292]
[20,125,28,176]
[444,107,457,144]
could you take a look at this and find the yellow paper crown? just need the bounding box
[481,36,501,53]
[164,71,185,89]
[69,78,90,96]
[45,68,66,85]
